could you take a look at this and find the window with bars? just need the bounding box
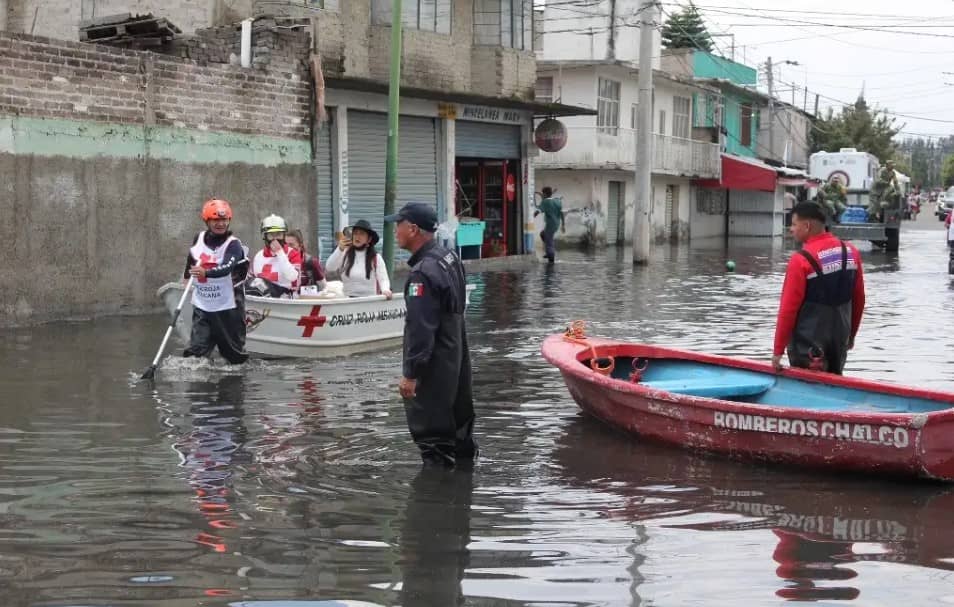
[535,76,553,103]
[597,78,620,135]
[474,0,534,50]
[372,0,452,34]
[672,96,690,140]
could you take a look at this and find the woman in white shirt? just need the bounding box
[325,219,392,298]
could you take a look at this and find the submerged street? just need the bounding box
[2,216,954,606]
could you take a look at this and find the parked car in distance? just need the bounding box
[938,187,954,221]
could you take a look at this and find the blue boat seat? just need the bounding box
[642,376,775,399]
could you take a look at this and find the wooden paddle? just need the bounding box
[141,276,195,380]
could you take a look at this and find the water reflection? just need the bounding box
[553,415,954,602]
[772,530,860,601]
[172,375,250,555]
[2,226,954,605]
[399,467,473,607]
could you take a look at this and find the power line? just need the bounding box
[662,2,954,21]
[690,6,954,39]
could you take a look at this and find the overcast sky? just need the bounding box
[672,0,954,140]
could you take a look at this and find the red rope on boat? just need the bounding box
[563,321,615,376]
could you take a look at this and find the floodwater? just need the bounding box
[3,218,954,606]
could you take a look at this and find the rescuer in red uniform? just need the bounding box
[772,201,866,375]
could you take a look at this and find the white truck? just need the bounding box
[809,148,908,252]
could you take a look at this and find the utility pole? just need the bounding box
[382,0,403,275]
[632,0,656,265]
[607,0,616,60]
[766,56,774,160]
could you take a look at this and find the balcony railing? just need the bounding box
[535,127,720,179]
[653,133,721,178]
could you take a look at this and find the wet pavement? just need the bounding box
[2,216,954,606]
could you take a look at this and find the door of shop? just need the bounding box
[607,180,624,245]
[455,160,520,257]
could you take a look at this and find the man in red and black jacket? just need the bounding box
[773,201,866,375]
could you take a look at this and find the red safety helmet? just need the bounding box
[202,199,233,221]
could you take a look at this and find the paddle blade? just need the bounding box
[140,364,158,380]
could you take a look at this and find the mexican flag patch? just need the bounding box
[408,282,424,297]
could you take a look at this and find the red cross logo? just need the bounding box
[258,263,279,283]
[197,253,217,283]
[297,305,327,337]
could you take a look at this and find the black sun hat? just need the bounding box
[347,219,380,246]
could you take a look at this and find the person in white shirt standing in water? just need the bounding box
[325,219,392,298]
[183,199,249,364]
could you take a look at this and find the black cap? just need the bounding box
[383,202,438,232]
[792,201,827,223]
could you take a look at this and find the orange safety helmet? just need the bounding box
[201,199,233,221]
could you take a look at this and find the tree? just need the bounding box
[661,2,714,53]
[810,95,900,164]
[941,155,954,188]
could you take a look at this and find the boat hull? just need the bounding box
[158,283,407,358]
[542,335,954,481]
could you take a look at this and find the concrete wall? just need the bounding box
[0,32,314,326]
[7,0,226,39]
[691,187,727,239]
[539,63,698,136]
[535,169,691,246]
[760,106,811,169]
[538,0,661,69]
[535,169,612,246]
[537,66,595,128]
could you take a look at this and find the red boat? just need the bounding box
[542,332,954,482]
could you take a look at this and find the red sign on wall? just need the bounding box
[505,173,516,202]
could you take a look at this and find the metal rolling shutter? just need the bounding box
[455,121,521,159]
[315,118,334,260]
[348,111,439,245]
[664,185,675,240]
[607,181,622,244]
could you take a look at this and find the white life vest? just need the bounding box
[253,247,299,290]
[190,232,238,312]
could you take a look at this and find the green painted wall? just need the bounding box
[722,92,759,158]
[692,52,757,86]
[0,116,312,166]
[0,115,317,326]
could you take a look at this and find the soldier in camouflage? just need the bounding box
[868,160,899,222]
[818,179,848,222]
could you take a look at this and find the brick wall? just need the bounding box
[469,46,535,101]
[0,31,310,139]
[309,0,535,99]
[0,30,316,326]
[165,18,311,78]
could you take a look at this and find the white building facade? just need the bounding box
[534,60,720,246]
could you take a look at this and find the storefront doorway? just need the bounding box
[455,159,521,258]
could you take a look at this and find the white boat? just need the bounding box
[157,282,474,359]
